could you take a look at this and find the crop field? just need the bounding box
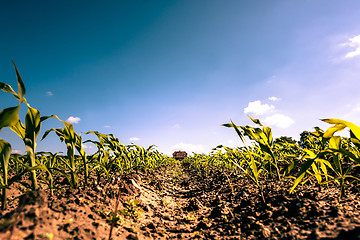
[2,63,360,239]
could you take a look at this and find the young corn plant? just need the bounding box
[227,116,281,180]
[0,115,16,209]
[320,136,359,198]
[85,131,119,180]
[290,121,360,198]
[247,116,282,180]
[36,151,62,195]
[74,133,89,185]
[223,120,266,203]
[143,145,162,169]
[290,127,331,194]
[273,137,301,177]
[126,144,160,171]
[0,139,12,210]
[42,116,80,189]
[10,106,55,191]
[320,119,360,198]
[0,61,26,210]
[215,145,248,174]
[290,149,330,194]
[2,61,55,199]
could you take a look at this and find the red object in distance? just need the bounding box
[172,151,187,160]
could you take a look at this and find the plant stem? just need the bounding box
[1,188,7,210]
[28,152,38,190]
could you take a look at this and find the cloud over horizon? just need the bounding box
[83,144,94,150]
[263,114,295,129]
[343,35,360,59]
[268,96,281,101]
[66,116,81,124]
[243,98,294,129]
[244,100,275,115]
[130,137,140,141]
[11,149,23,154]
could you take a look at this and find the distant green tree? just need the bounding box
[274,136,300,156]
[274,136,297,145]
[298,131,312,149]
[298,128,327,150]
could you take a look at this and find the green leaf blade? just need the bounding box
[0,106,20,129]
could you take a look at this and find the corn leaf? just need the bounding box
[222,121,249,149]
[0,82,17,96]
[0,106,20,129]
[329,136,341,150]
[41,128,57,141]
[330,148,360,165]
[248,116,263,126]
[12,60,26,103]
[0,139,11,181]
[263,126,273,145]
[10,120,25,140]
[25,106,41,144]
[322,118,360,140]
[290,157,316,194]
[304,149,317,159]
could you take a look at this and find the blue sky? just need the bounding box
[1,1,360,155]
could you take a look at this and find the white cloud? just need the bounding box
[11,149,23,154]
[244,100,275,115]
[344,35,360,58]
[66,116,81,124]
[268,96,281,101]
[104,125,111,128]
[83,144,94,149]
[346,48,360,59]
[130,137,140,141]
[172,124,181,129]
[46,91,54,96]
[170,143,205,154]
[263,114,294,129]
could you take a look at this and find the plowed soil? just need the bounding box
[1,162,360,239]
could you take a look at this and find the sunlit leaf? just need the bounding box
[329,136,341,151]
[290,157,316,194]
[248,116,263,126]
[0,106,20,129]
[12,60,26,103]
[322,118,360,140]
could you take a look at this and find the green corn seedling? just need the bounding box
[10,106,55,191]
[242,116,281,180]
[290,128,330,195]
[74,134,89,185]
[2,62,55,191]
[36,151,62,195]
[290,120,360,198]
[0,139,11,210]
[223,120,266,203]
[85,131,119,180]
[0,61,26,209]
[42,116,80,189]
[0,61,39,208]
[320,119,360,198]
